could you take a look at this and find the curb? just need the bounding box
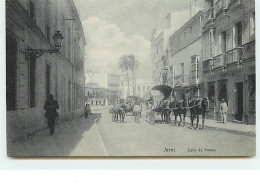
[170,121,255,137]
[94,114,101,123]
[203,125,255,137]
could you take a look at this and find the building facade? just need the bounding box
[168,11,203,100]
[85,83,108,110]
[150,1,204,87]
[201,0,255,123]
[120,75,152,100]
[6,0,86,141]
[107,74,122,105]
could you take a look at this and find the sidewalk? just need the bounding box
[151,112,255,137]
[202,119,255,136]
[8,113,107,157]
[68,114,108,156]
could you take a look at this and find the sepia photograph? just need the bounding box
[6,0,256,157]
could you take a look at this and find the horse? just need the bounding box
[109,104,126,123]
[188,97,210,130]
[154,99,171,124]
[169,99,189,126]
[124,103,134,115]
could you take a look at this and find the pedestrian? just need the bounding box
[149,102,156,124]
[145,102,152,122]
[133,103,141,123]
[140,103,143,118]
[220,98,228,123]
[85,103,89,118]
[44,95,59,136]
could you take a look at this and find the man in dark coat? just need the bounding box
[44,95,59,136]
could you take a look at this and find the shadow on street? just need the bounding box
[7,113,100,157]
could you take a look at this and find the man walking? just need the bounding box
[133,103,141,123]
[85,103,90,118]
[220,98,228,123]
[44,95,59,136]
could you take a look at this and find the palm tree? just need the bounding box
[119,55,130,96]
[128,54,138,96]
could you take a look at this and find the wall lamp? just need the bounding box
[25,31,64,60]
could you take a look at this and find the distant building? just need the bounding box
[6,0,86,141]
[120,77,152,100]
[85,70,108,88]
[85,83,108,110]
[107,74,122,105]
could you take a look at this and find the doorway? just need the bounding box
[6,36,17,110]
[236,82,243,121]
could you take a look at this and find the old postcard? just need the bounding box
[6,0,255,157]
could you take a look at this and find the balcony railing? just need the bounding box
[203,58,214,72]
[203,42,254,74]
[213,53,226,68]
[243,41,255,61]
[225,47,243,64]
[204,7,215,27]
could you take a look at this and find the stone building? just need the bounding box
[6,0,86,141]
[107,74,122,105]
[85,83,108,110]
[150,1,203,87]
[168,11,203,100]
[201,0,255,123]
[120,78,152,99]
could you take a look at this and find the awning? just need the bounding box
[151,85,172,100]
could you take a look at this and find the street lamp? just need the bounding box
[25,31,64,60]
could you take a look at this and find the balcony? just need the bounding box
[174,75,189,87]
[204,7,215,27]
[243,41,255,61]
[213,53,226,68]
[225,47,243,64]
[203,58,214,72]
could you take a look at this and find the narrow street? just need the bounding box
[96,109,255,156]
[8,108,255,157]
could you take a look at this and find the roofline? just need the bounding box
[169,10,203,40]
[66,0,86,45]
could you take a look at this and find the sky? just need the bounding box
[74,0,194,80]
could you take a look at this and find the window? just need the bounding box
[208,84,215,100]
[191,57,199,81]
[45,1,51,41]
[68,80,71,111]
[250,12,255,38]
[68,27,71,60]
[46,63,51,99]
[181,63,184,82]
[6,36,17,110]
[28,0,35,21]
[173,67,176,86]
[29,56,36,108]
[221,31,227,53]
[236,22,242,46]
[196,58,199,80]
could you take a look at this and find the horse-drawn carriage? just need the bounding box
[150,85,210,130]
[108,95,140,122]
